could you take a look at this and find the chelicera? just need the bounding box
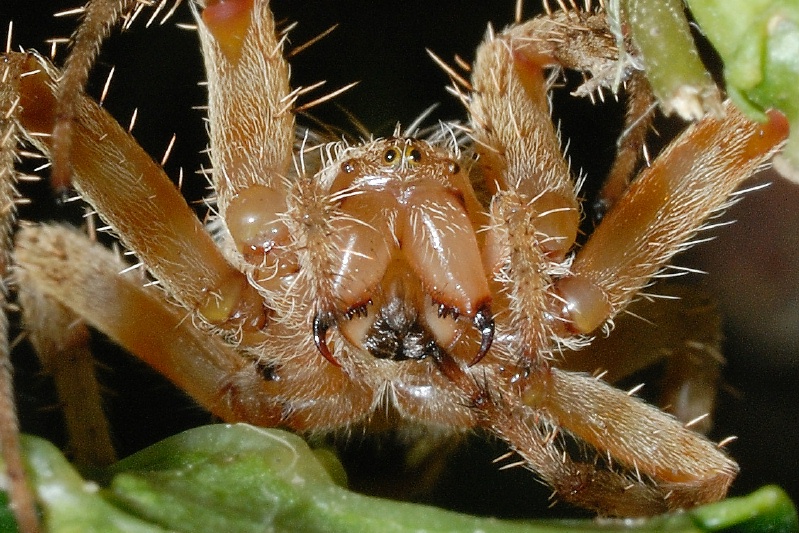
[307,138,495,368]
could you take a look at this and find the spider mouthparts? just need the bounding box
[468,306,495,367]
[437,303,460,320]
[313,311,341,367]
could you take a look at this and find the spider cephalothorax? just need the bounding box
[0,1,790,531]
[268,137,496,368]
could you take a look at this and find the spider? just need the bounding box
[0,0,789,531]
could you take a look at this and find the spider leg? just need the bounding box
[51,0,140,193]
[465,7,789,516]
[438,355,724,516]
[15,222,376,431]
[594,72,656,214]
[9,52,268,337]
[195,0,294,204]
[523,108,786,512]
[562,284,724,433]
[16,267,116,467]
[10,48,374,433]
[46,0,297,339]
[194,0,307,302]
[44,0,303,343]
[193,0,353,369]
[0,53,41,533]
[523,366,738,513]
[14,223,286,427]
[556,103,788,336]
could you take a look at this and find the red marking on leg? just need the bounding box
[202,0,254,63]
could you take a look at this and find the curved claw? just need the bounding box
[313,311,340,367]
[469,306,495,367]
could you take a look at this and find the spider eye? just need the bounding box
[383,147,401,164]
[405,146,423,164]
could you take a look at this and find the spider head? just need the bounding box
[311,138,494,367]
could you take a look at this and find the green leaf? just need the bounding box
[4,425,798,533]
[685,0,799,176]
[622,0,722,118]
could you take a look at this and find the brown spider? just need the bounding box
[0,0,789,531]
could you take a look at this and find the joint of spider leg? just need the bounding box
[197,272,272,337]
[519,191,580,260]
[551,274,610,336]
[226,186,289,248]
[591,196,610,223]
[224,185,302,282]
[224,299,270,334]
[52,183,74,206]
